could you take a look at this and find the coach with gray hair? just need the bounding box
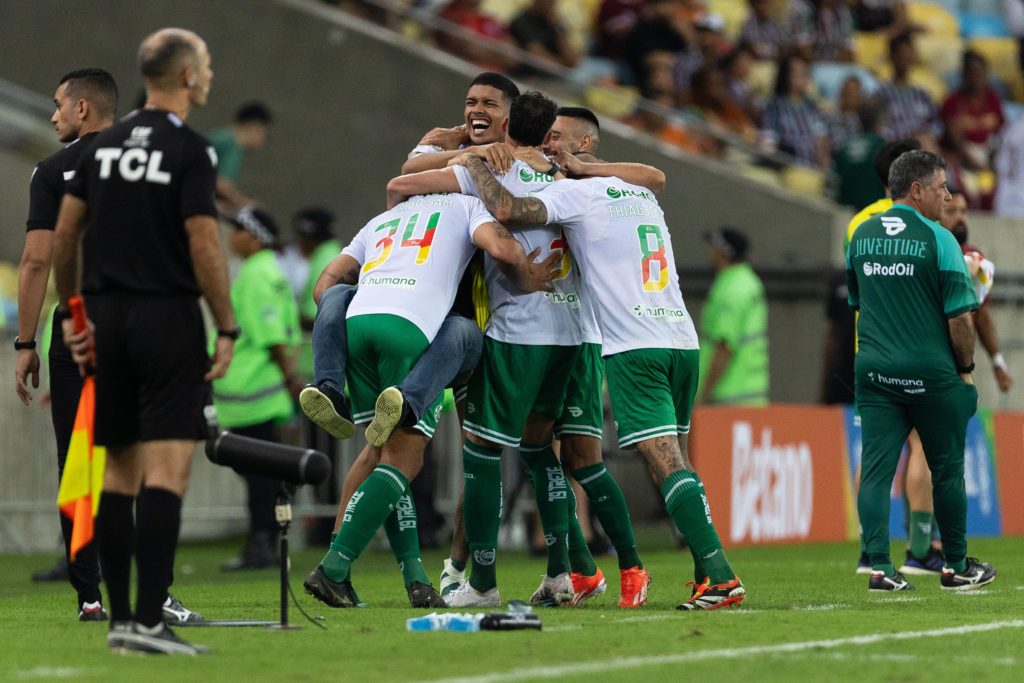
[845,150,996,593]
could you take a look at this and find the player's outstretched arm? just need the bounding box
[385,168,461,209]
[975,304,1012,391]
[15,230,54,404]
[473,222,558,293]
[556,152,666,194]
[456,155,548,227]
[314,254,361,303]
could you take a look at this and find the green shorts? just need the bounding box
[605,347,699,448]
[464,338,579,447]
[554,342,605,440]
[345,314,442,438]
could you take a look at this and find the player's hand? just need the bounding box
[513,147,553,174]
[206,336,235,381]
[419,125,469,150]
[15,349,41,406]
[447,151,480,168]
[964,252,982,277]
[523,247,561,293]
[61,317,96,376]
[995,366,1013,392]
[552,151,585,177]
[480,142,514,175]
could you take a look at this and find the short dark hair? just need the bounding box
[235,101,272,124]
[888,150,946,199]
[508,91,557,147]
[555,106,600,131]
[888,32,913,58]
[469,72,520,102]
[873,139,920,187]
[59,68,118,119]
[139,30,199,85]
[962,49,987,73]
[773,55,807,97]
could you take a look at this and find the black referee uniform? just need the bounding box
[65,107,218,628]
[25,133,103,610]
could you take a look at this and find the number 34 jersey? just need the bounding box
[343,193,494,341]
[534,177,698,357]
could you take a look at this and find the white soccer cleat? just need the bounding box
[444,583,501,608]
[439,558,466,600]
[529,573,574,607]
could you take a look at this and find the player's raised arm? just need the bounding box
[313,253,361,303]
[385,168,461,209]
[453,154,548,227]
[556,152,666,194]
[472,221,558,293]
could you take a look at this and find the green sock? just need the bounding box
[661,470,734,583]
[908,510,934,560]
[384,494,429,587]
[520,443,569,578]
[573,463,641,570]
[463,440,503,592]
[322,464,408,582]
[566,480,598,576]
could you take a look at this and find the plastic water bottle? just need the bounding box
[406,613,446,631]
[446,614,483,632]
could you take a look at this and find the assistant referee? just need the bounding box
[52,28,237,655]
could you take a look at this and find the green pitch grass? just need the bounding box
[2,533,1022,682]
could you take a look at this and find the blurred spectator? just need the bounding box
[721,44,760,120]
[849,0,911,35]
[436,0,517,72]
[508,0,578,75]
[698,228,769,406]
[824,76,864,153]
[819,269,855,405]
[875,33,940,143]
[207,102,272,213]
[1007,0,1024,71]
[994,112,1024,217]
[787,0,854,63]
[687,64,757,154]
[832,101,887,208]
[629,50,708,153]
[940,50,1005,171]
[593,0,644,63]
[739,0,788,61]
[760,55,829,168]
[623,0,693,89]
[676,12,730,93]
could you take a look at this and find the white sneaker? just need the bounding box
[444,583,500,608]
[530,573,574,607]
[439,558,466,600]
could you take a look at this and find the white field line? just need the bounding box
[876,596,923,603]
[15,668,88,679]
[790,603,848,611]
[774,652,1019,666]
[415,619,1024,683]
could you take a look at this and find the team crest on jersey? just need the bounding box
[567,406,583,418]
[434,404,443,421]
[125,126,152,148]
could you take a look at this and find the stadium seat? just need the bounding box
[959,12,1010,38]
[812,62,879,101]
[968,37,1023,99]
[747,60,779,101]
[907,3,960,37]
[584,83,640,119]
[854,32,888,74]
[737,162,780,188]
[915,32,964,82]
[781,165,826,197]
[707,0,748,40]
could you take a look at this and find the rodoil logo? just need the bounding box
[862,262,915,277]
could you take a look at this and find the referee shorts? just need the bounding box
[89,293,209,448]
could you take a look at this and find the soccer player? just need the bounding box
[846,150,996,592]
[53,28,236,654]
[302,192,555,608]
[14,68,117,623]
[451,151,746,611]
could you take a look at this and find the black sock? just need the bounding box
[96,492,135,623]
[135,488,182,628]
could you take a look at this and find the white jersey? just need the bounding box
[535,177,699,356]
[454,160,599,346]
[343,193,493,340]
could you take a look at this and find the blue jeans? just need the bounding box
[312,284,483,421]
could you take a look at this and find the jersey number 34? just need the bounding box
[363,212,439,273]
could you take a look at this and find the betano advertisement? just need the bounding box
[689,405,1023,548]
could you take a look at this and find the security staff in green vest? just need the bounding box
[698,228,769,406]
[295,207,342,379]
[214,207,301,570]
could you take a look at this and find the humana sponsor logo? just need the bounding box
[868,372,924,389]
[633,304,686,319]
[363,275,416,287]
[730,422,813,543]
[544,291,579,306]
[862,262,915,276]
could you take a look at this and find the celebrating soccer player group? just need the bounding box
[298,71,746,612]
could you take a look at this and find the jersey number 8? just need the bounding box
[637,224,668,292]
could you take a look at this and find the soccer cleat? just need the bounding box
[162,594,204,625]
[300,383,356,440]
[117,622,209,655]
[570,567,607,606]
[303,565,362,608]
[407,581,446,608]
[529,573,574,607]
[365,386,410,447]
[677,576,746,610]
[444,583,501,608]
[439,558,466,599]
[899,547,945,576]
[855,552,871,575]
[79,600,108,622]
[222,530,278,571]
[940,558,996,591]
[868,570,914,592]
[106,621,134,653]
[31,557,69,582]
[618,566,651,608]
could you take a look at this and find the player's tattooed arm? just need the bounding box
[314,254,361,304]
[459,155,549,227]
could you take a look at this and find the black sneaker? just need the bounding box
[899,547,945,576]
[868,570,914,592]
[222,531,279,571]
[304,565,361,608]
[407,581,445,608]
[856,552,871,575]
[162,594,205,625]
[79,600,108,622]
[32,557,69,582]
[940,557,996,591]
[118,622,209,655]
[107,621,134,653]
[300,383,355,440]
[365,386,411,447]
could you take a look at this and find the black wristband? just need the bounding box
[545,162,561,177]
[957,361,975,374]
[14,336,36,351]
[217,327,241,340]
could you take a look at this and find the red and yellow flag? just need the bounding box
[55,296,106,561]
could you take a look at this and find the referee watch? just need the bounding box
[13,336,36,351]
[217,327,241,341]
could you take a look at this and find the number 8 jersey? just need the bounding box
[343,193,495,341]
[534,177,698,356]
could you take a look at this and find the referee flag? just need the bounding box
[55,297,106,561]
